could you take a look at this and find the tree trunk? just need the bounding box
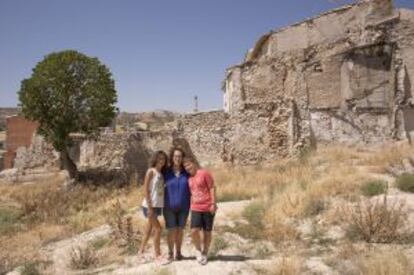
[60,149,78,181]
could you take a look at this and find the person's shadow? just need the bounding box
[180,255,250,262]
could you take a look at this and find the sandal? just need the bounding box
[155,255,172,266]
[136,254,151,264]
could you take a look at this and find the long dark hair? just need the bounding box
[168,146,186,169]
[149,150,168,172]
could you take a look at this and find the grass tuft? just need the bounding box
[396,173,414,193]
[360,180,387,197]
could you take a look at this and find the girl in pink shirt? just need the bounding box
[183,156,217,265]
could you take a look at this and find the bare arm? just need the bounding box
[143,169,154,209]
[210,185,217,213]
[206,172,217,213]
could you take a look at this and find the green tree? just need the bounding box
[18,50,117,181]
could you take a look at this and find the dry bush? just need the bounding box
[108,200,140,254]
[356,248,412,275]
[20,261,45,275]
[344,196,408,243]
[265,221,300,244]
[271,256,301,275]
[69,245,99,270]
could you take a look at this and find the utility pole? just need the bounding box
[193,95,198,113]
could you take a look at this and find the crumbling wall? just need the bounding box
[13,134,59,169]
[222,0,414,163]
[177,111,229,166]
[76,130,174,183]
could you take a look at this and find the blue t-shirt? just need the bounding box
[163,168,190,211]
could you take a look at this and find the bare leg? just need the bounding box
[139,220,153,254]
[167,228,176,256]
[176,229,184,255]
[191,228,202,252]
[150,217,162,257]
[202,231,212,255]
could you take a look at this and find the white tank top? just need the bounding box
[142,168,164,208]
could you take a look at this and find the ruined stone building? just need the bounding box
[183,0,414,165]
[2,0,414,182]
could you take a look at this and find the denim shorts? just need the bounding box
[163,208,189,229]
[142,207,162,218]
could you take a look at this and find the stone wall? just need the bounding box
[177,111,230,166]
[222,0,414,163]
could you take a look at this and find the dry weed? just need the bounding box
[344,196,408,243]
[69,245,99,270]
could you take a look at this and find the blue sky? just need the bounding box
[1,0,413,112]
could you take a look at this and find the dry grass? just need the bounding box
[360,142,414,172]
[211,143,414,243]
[356,248,412,275]
[0,176,143,273]
[2,142,414,272]
[271,256,302,275]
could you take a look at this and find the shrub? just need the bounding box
[303,198,326,217]
[90,237,110,250]
[345,196,408,243]
[242,201,265,229]
[69,245,98,270]
[0,206,22,235]
[108,200,139,255]
[20,261,40,275]
[360,180,387,197]
[209,236,229,256]
[266,221,299,244]
[396,173,414,193]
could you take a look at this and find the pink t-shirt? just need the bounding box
[188,169,214,212]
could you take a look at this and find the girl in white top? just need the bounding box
[139,150,169,265]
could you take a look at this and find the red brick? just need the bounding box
[3,116,38,169]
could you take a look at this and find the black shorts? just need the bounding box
[190,211,215,232]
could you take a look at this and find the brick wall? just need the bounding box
[3,116,38,169]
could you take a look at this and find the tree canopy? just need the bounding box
[18,50,118,179]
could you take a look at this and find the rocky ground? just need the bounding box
[7,200,279,275]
